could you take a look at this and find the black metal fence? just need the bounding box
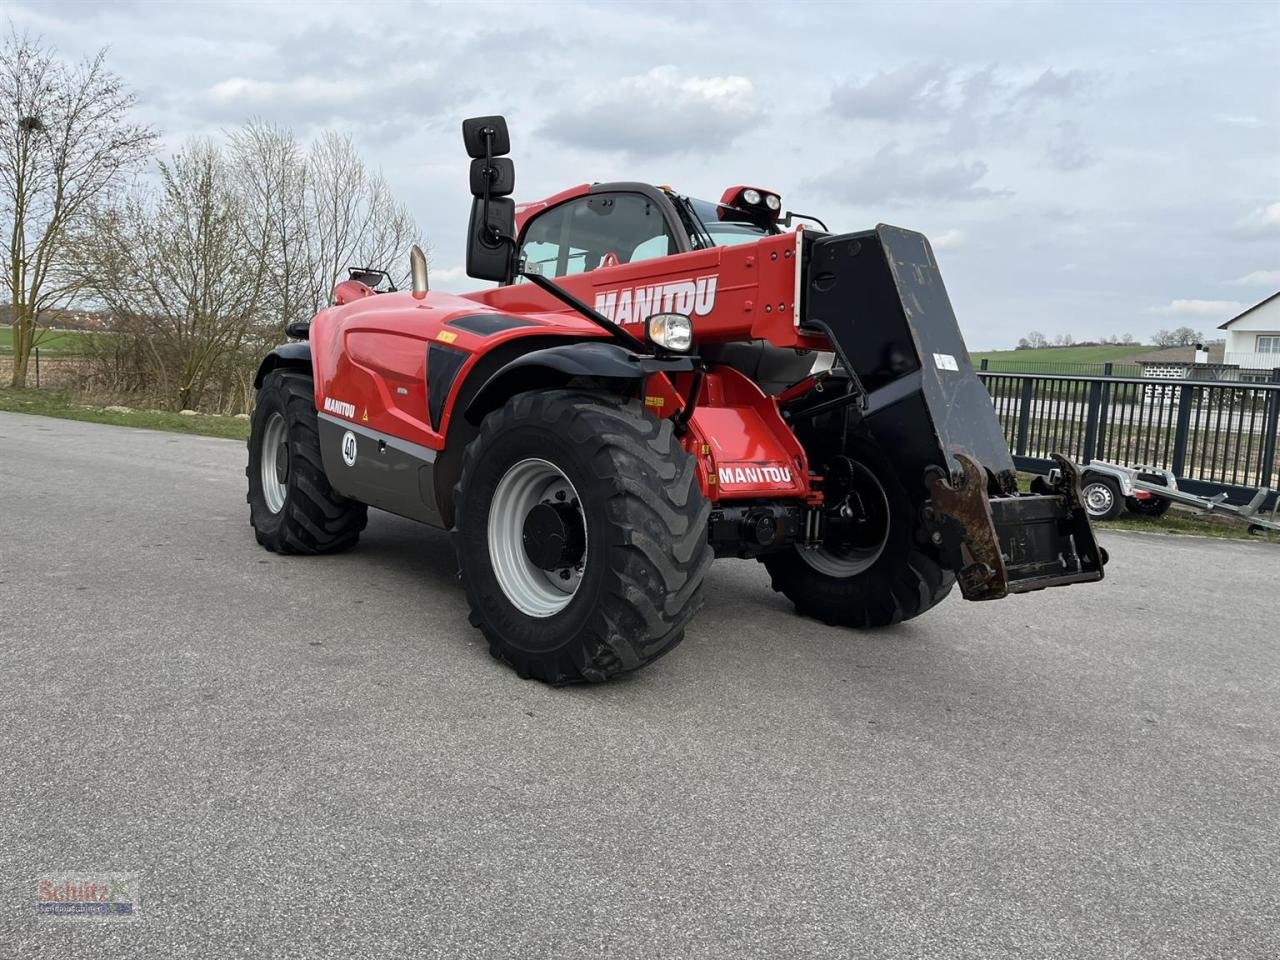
[978,358,1144,378]
[977,371,1280,506]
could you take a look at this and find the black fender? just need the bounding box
[464,341,693,423]
[253,342,312,388]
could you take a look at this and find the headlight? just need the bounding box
[764,193,781,211]
[647,312,693,352]
[741,188,762,206]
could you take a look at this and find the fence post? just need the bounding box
[980,358,989,371]
[1170,384,1196,478]
[1103,362,1113,377]
[34,346,39,389]
[1260,370,1280,489]
[1082,378,1103,465]
[1015,377,1034,457]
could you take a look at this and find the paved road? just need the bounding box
[2,412,1277,959]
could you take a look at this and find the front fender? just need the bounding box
[464,341,693,422]
[253,341,312,388]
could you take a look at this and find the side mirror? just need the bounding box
[469,157,514,197]
[466,197,515,282]
[462,116,510,159]
[463,114,516,283]
[409,244,428,300]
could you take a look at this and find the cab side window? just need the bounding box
[518,193,674,279]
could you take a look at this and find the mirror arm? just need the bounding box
[518,271,649,353]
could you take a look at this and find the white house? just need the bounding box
[1219,291,1280,375]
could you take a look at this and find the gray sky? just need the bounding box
[11,0,1279,348]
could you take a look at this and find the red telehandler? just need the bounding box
[247,116,1105,683]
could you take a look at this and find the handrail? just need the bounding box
[976,370,1280,392]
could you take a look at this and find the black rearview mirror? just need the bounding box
[469,157,514,197]
[462,116,510,159]
[466,197,515,282]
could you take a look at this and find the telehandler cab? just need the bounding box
[247,115,1105,683]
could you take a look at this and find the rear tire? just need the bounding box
[453,390,712,684]
[247,369,367,554]
[762,438,953,628]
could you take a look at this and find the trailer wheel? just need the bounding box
[762,438,953,628]
[453,390,713,684]
[247,369,367,554]
[1125,495,1171,517]
[1125,471,1171,517]
[1081,475,1124,520]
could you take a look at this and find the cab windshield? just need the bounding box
[680,196,779,250]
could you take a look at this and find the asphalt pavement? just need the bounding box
[1,411,1277,959]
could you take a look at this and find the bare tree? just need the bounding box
[77,140,269,409]
[0,29,155,386]
[302,130,420,313]
[1152,329,1178,347]
[228,120,311,332]
[1172,325,1203,346]
[1120,332,1135,345]
[229,123,423,334]
[1025,330,1048,349]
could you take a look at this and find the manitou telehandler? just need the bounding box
[246,116,1105,683]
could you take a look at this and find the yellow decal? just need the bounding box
[707,472,717,485]
[361,408,368,423]
[644,396,664,408]
[437,330,458,344]
[700,443,711,456]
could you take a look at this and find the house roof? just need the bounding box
[1219,291,1280,329]
[1132,343,1226,365]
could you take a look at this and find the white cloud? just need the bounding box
[208,76,364,109]
[1230,202,1280,238]
[1215,114,1266,127]
[1148,299,1244,318]
[541,66,764,157]
[1231,269,1280,287]
[931,228,965,250]
[815,143,1003,204]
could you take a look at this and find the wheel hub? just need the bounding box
[522,501,586,570]
[1085,483,1113,512]
[275,441,289,484]
[488,458,588,618]
[801,456,891,578]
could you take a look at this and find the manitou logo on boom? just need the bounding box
[717,463,793,487]
[593,275,717,324]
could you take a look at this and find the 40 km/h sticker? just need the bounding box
[341,431,358,466]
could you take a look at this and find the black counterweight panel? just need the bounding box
[802,225,1017,494]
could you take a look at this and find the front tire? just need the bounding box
[246,369,367,554]
[762,438,953,628]
[453,390,712,684]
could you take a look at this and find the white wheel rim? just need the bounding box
[800,459,890,578]
[1084,482,1114,517]
[260,412,288,514]
[487,458,587,618]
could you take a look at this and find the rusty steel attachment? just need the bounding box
[925,452,1106,602]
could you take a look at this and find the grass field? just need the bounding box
[969,344,1152,364]
[0,388,250,440]
[0,324,96,354]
